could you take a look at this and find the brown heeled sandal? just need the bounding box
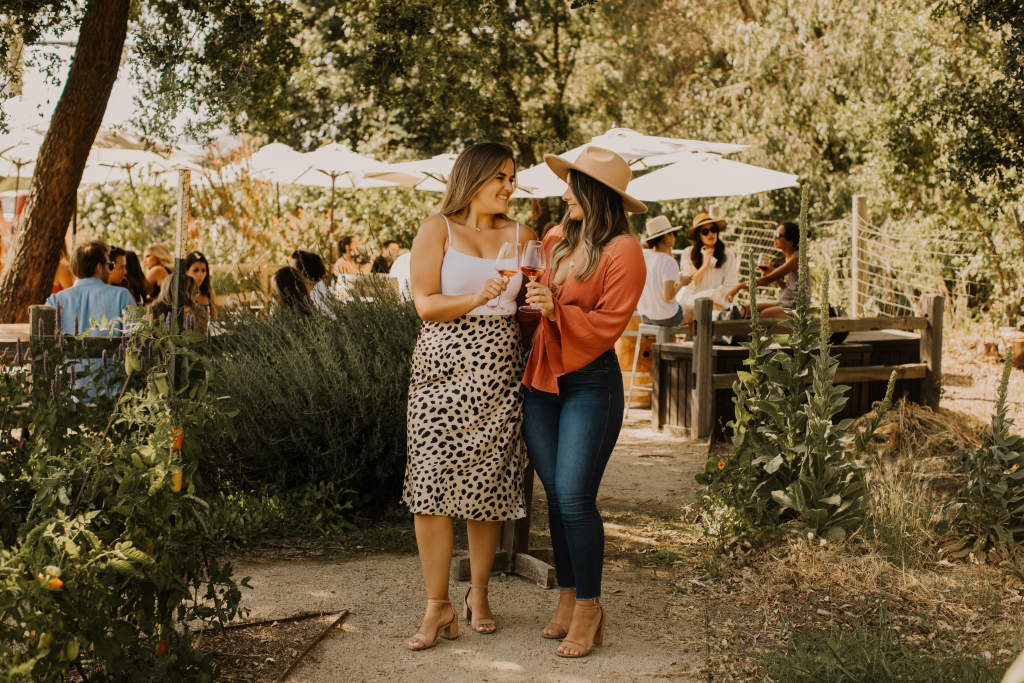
[543,588,576,639]
[463,584,496,634]
[407,598,459,651]
[556,599,605,658]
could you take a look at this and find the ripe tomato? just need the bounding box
[155,639,169,656]
[46,577,64,590]
[170,471,183,493]
[171,427,184,452]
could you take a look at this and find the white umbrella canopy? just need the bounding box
[247,142,312,185]
[514,128,751,199]
[362,153,459,192]
[627,151,799,201]
[297,143,397,189]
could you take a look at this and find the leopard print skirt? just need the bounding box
[402,314,527,521]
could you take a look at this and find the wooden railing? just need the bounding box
[687,294,944,439]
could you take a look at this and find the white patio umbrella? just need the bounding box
[79,148,178,188]
[626,150,799,201]
[290,143,398,234]
[0,129,44,195]
[515,128,751,199]
[362,153,459,192]
[248,142,312,185]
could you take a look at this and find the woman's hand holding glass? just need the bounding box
[489,242,519,307]
[525,281,556,321]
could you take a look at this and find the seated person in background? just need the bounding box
[332,234,366,276]
[291,249,334,315]
[122,251,148,304]
[676,212,739,321]
[142,244,174,302]
[637,216,685,326]
[369,239,401,274]
[389,248,412,300]
[151,273,207,334]
[724,220,800,320]
[46,240,138,395]
[53,241,75,293]
[184,250,218,322]
[271,266,312,313]
[47,240,137,336]
[107,246,128,289]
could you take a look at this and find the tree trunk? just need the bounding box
[0,0,130,323]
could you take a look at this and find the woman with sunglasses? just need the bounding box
[724,220,800,319]
[674,212,739,323]
[521,146,647,659]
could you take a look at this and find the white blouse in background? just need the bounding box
[676,245,739,309]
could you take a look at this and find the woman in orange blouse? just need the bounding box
[522,146,647,658]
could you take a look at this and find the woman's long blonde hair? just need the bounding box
[439,142,515,218]
[145,244,174,271]
[551,171,633,281]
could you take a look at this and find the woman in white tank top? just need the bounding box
[403,142,538,651]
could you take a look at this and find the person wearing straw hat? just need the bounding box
[674,211,739,321]
[521,145,646,659]
[637,215,686,326]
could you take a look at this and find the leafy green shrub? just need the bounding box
[205,280,421,511]
[697,199,893,547]
[944,350,1024,567]
[0,316,244,680]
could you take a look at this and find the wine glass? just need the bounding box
[489,242,519,307]
[519,240,546,312]
[757,252,773,275]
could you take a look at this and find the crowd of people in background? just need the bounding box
[42,230,413,336]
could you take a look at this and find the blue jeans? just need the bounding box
[523,350,623,600]
[641,302,683,327]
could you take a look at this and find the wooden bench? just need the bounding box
[651,295,944,439]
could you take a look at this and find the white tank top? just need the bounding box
[440,215,523,316]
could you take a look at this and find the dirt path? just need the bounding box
[230,410,709,682]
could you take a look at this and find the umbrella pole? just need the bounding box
[275,182,281,218]
[330,175,336,234]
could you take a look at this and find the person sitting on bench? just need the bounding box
[637,216,686,326]
[675,212,739,322]
[724,220,800,319]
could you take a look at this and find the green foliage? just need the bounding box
[0,1,301,141]
[944,350,1024,567]
[0,315,244,680]
[697,198,893,547]
[760,612,1006,682]
[205,281,421,512]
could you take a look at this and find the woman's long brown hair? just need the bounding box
[550,171,633,281]
[438,142,515,218]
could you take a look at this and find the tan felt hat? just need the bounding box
[544,145,647,214]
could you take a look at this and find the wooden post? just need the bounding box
[170,169,191,391]
[920,294,944,410]
[453,461,555,588]
[28,304,56,385]
[708,203,719,219]
[691,297,714,439]
[651,339,662,430]
[851,194,866,317]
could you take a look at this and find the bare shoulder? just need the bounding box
[413,214,448,246]
[515,222,538,242]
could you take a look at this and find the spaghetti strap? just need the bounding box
[440,216,452,245]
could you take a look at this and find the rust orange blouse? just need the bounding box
[522,226,646,394]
